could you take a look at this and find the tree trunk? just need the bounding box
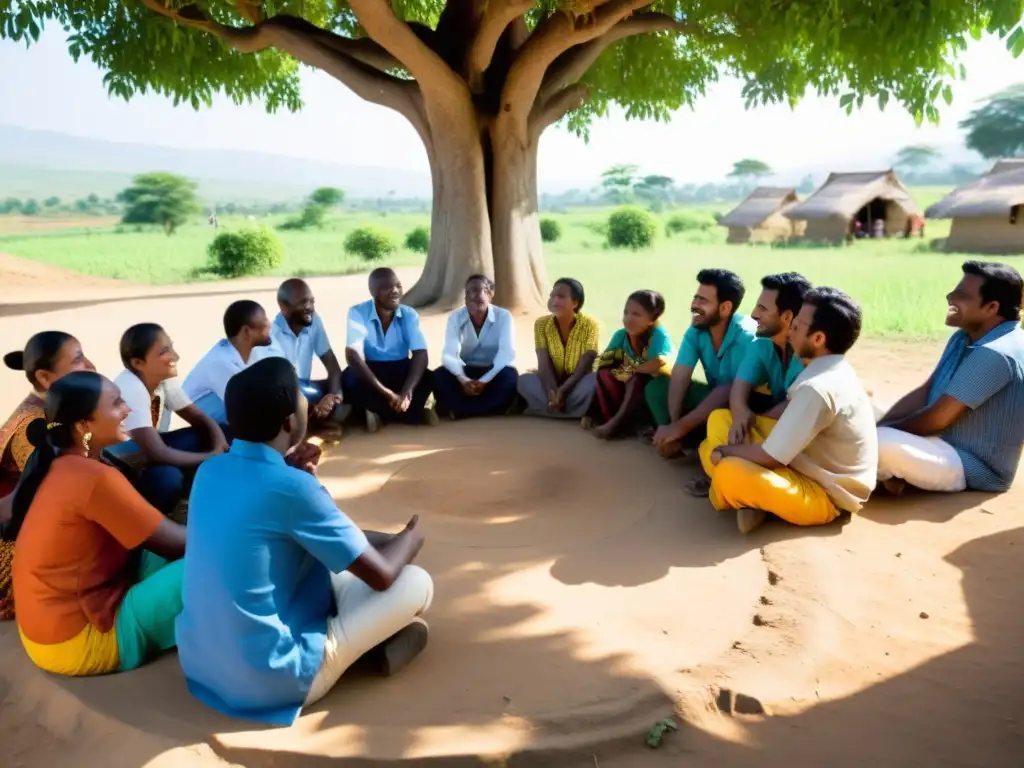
[403,106,548,312]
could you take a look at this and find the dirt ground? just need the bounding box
[0,216,120,235]
[0,257,1021,767]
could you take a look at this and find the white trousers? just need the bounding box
[304,565,434,707]
[876,426,967,492]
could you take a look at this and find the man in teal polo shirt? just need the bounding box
[650,268,756,457]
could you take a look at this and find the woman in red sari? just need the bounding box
[586,290,673,440]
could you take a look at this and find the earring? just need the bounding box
[83,432,92,458]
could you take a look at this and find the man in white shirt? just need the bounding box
[705,287,878,534]
[272,278,346,434]
[432,274,518,420]
[183,300,277,424]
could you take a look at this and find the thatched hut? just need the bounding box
[926,160,1024,255]
[718,187,806,244]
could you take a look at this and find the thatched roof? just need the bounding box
[925,160,1024,219]
[718,187,800,228]
[783,170,920,221]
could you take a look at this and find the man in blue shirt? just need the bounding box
[650,268,757,457]
[878,261,1024,494]
[177,357,433,726]
[272,278,346,437]
[433,274,518,420]
[344,267,437,431]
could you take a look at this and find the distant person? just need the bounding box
[650,269,756,458]
[691,273,811,496]
[343,268,437,430]
[877,261,1024,495]
[517,278,599,419]
[432,275,518,420]
[9,371,187,676]
[872,218,885,238]
[111,324,229,517]
[586,290,672,440]
[272,279,346,436]
[705,287,878,534]
[177,357,432,725]
[183,300,277,424]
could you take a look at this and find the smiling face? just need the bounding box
[751,288,785,339]
[81,379,133,452]
[690,283,723,330]
[132,331,180,383]
[465,278,493,315]
[548,281,578,317]
[945,274,996,331]
[245,308,274,347]
[281,283,316,328]
[372,271,403,311]
[33,337,95,392]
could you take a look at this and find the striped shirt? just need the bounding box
[927,321,1024,492]
[533,314,599,379]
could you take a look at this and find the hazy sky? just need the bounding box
[1,29,1022,188]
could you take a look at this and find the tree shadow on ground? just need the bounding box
[860,488,1000,526]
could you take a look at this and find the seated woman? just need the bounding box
[110,323,229,518]
[517,278,599,419]
[1,331,95,620]
[432,274,518,420]
[585,290,672,440]
[7,371,186,676]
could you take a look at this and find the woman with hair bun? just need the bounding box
[5,371,186,676]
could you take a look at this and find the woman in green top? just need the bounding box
[585,290,673,440]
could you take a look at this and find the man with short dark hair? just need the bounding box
[344,268,437,431]
[650,268,757,456]
[705,287,878,534]
[177,356,433,725]
[878,260,1024,494]
[183,300,277,423]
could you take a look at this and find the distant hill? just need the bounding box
[0,124,433,203]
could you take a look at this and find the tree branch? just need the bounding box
[465,0,533,93]
[531,82,589,136]
[235,0,262,24]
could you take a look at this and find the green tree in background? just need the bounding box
[310,186,345,207]
[600,164,639,204]
[3,2,1021,306]
[728,159,773,182]
[893,144,942,170]
[117,172,201,234]
[960,83,1024,159]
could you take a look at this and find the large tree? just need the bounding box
[727,158,773,181]
[960,83,1024,159]
[5,3,1022,308]
[118,171,201,234]
[893,144,942,170]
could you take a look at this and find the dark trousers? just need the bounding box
[433,366,519,419]
[134,426,228,516]
[342,359,433,425]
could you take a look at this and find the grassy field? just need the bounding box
[1,194,1021,341]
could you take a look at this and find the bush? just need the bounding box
[207,225,284,277]
[278,203,326,231]
[606,206,658,249]
[345,226,398,261]
[665,211,717,236]
[405,226,430,253]
[539,218,562,243]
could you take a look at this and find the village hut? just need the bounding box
[925,160,1024,255]
[784,170,921,243]
[718,187,806,244]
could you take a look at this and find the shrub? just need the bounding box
[345,226,398,261]
[207,225,284,277]
[540,218,562,243]
[606,206,658,249]
[405,226,430,253]
[665,211,717,236]
[278,203,325,231]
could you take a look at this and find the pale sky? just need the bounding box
[1,29,1022,189]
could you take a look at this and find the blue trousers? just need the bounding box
[432,366,519,419]
[342,359,433,425]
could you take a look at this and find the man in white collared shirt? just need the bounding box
[433,274,518,420]
[183,300,278,424]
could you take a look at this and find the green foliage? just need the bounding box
[0,197,22,215]
[310,187,344,207]
[117,172,199,235]
[540,218,563,243]
[21,199,40,216]
[279,203,326,231]
[207,225,284,277]
[601,164,638,203]
[345,226,398,261]
[960,83,1024,159]
[43,196,61,208]
[404,226,430,253]
[666,211,716,236]
[894,145,942,169]
[607,206,658,250]
[728,159,773,179]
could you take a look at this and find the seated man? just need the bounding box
[693,273,811,493]
[183,300,277,424]
[343,268,437,430]
[176,357,433,725]
[433,274,518,420]
[705,287,877,534]
[650,268,756,457]
[272,278,346,434]
[877,260,1024,494]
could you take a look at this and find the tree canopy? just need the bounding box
[118,171,201,234]
[960,83,1024,159]
[310,186,345,207]
[893,145,942,169]
[728,159,772,179]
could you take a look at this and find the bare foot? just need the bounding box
[423,406,440,426]
[366,410,382,434]
[882,477,907,496]
[379,618,429,677]
[736,508,768,534]
[593,423,614,440]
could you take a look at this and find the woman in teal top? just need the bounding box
[586,290,673,439]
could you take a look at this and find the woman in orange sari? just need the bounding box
[1,331,94,619]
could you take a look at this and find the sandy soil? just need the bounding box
[0,262,1021,767]
[0,216,120,235]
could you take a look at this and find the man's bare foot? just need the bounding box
[379,618,429,677]
[658,441,684,459]
[685,473,712,497]
[423,406,440,426]
[366,410,382,434]
[736,507,768,534]
[882,477,907,496]
[592,423,613,440]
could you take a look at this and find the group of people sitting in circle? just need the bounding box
[0,258,1021,727]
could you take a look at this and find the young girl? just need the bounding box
[586,290,672,440]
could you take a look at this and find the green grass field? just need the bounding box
[1,196,1021,341]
